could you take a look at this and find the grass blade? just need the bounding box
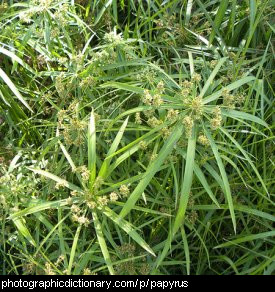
[98,117,129,179]
[203,126,236,233]
[0,67,33,112]
[27,167,83,193]
[88,109,97,186]
[92,211,115,275]
[215,231,275,248]
[13,218,36,247]
[119,124,184,219]
[102,207,155,256]
[199,57,227,98]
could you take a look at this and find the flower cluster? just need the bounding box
[85,189,120,211]
[210,106,222,130]
[135,112,142,125]
[0,161,40,216]
[191,96,203,120]
[0,3,8,12]
[83,268,96,275]
[191,73,202,83]
[113,243,150,275]
[55,180,68,190]
[142,88,163,107]
[19,10,34,24]
[139,141,147,150]
[51,27,60,38]
[80,76,97,89]
[19,1,63,24]
[91,49,116,67]
[109,192,119,202]
[161,127,171,139]
[22,261,36,275]
[119,184,130,198]
[147,116,162,128]
[166,109,179,122]
[222,89,236,109]
[38,0,53,9]
[136,66,157,84]
[71,52,84,71]
[182,115,193,138]
[97,195,109,207]
[71,204,90,226]
[209,60,218,69]
[57,102,87,146]
[181,80,193,101]
[186,210,198,225]
[44,262,56,275]
[104,31,124,46]
[54,3,69,25]
[198,134,209,146]
[55,72,66,96]
[73,165,90,182]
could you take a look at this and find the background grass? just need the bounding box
[0,0,274,275]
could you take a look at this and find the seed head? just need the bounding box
[87,200,97,210]
[109,192,119,202]
[183,115,193,138]
[192,73,201,83]
[210,106,222,130]
[152,94,163,107]
[191,96,203,119]
[166,109,179,121]
[77,216,89,227]
[198,134,209,146]
[55,180,68,190]
[119,185,130,197]
[135,112,142,125]
[139,141,147,150]
[71,204,80,214]
[142,89,152,105]
[156,81,165,94]
[97,195,109,207]
[147,117,162,128]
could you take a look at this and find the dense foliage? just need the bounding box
[0,0,274,275]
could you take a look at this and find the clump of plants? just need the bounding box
[0,0,274,275]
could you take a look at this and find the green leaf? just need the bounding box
[98,116,129,179]
[215,231,275,248]
[93,0,113,26]
[204,126,236,233]
[172,126,197,237]
[203,76,255,104]
[209,0,229,44]
[194,163,221,207]
[27,167,83,193]
[119,124,184,219]
[13,218,36,247]
[59,141,77,171]
[0,46,35,74]
[88,110,97,186]
[181,227,190,275]
[220,127,269,195]
[221,109,269,128]
[154,126,197,270]
[0,67,33,112]
[9,199,73,220]
[92,211,115,275]
[199,57,227,98]
[102,207,155,256]
[67,225,82,275]
[185,0,193,25]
